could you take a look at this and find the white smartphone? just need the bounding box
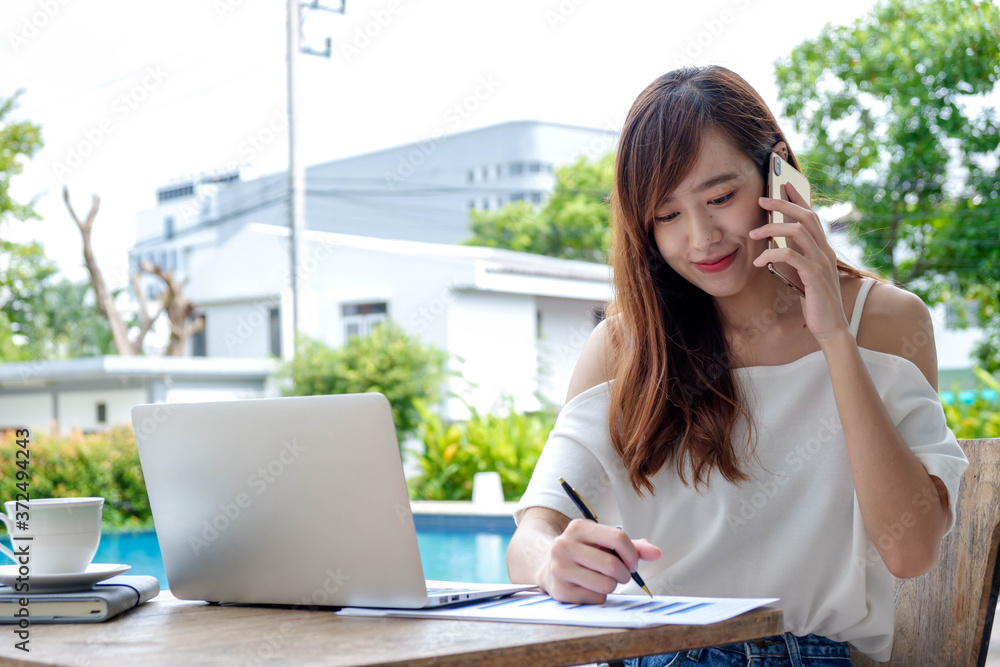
[766,152,810,297]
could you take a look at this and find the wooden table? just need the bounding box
[0,592,783,667]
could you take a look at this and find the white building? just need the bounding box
[121,120,618,419]
[130,119,618,274]
[175,222,609,419]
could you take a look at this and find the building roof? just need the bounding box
[0,356,277,388]
[252,222,613,284]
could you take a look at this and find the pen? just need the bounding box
[558,477,652,597]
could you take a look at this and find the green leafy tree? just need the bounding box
[0,91,42,223]
[35,279,118,358]
[278,321,450,444]
[0,240,57,361]
[775,0,1000,366]
[0,89,51,361]
[465,153,614,263]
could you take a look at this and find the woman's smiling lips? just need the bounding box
[694,250,738,273]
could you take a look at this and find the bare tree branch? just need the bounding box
[130,270,164,347]
[63,187,136,355]
[65,187,203,357]
[141,261,202,356]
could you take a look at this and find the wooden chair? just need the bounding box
[852,437,1000,666]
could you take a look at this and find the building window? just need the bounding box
[483,199,491,211]
[191,314,207,357]
[481,166,489,181]
[96,402,107,424]
[511,192,526,202]
[342,302,388,340]
[467,169,475,184]
[495,164,502,178]
[269,308,281,357]
[508,161,525,176]
[165,216,175,240]
[530,192,544,204]
[156,183,195,203]
[529,162,543,173]
[468,199,476,210]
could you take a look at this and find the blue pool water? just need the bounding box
[95,514,516,589]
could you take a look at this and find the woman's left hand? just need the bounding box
[750,183,850,344]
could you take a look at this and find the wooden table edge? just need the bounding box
[0,593,784,667]
[371,606,785,667]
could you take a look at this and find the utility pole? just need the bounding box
[286,0,346,356]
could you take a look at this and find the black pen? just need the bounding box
[558,477,653,597]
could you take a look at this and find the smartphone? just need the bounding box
[765,152,809,297]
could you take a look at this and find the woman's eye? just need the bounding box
[654,212,679,223]
[709,192,734,205]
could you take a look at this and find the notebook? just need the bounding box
[131,393,534,609]
[0,575,160,623]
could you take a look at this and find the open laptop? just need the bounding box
[131,393,534,608]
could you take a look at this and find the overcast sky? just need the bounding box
[2,0,883,286]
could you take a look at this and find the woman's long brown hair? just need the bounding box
[606,66,871,495]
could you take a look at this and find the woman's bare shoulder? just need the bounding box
[856,280,938,388]
[564,317,618,403]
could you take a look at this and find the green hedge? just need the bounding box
[0,425,152,531]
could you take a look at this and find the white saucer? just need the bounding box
[0,563,131,593]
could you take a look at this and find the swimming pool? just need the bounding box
[95,512,517,588]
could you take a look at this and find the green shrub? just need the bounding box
[278,322,450,445]
[942,368,1000,439]
[407,398,556,501]
[0,425,152,531]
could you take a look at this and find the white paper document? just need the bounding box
[337,592,779,628]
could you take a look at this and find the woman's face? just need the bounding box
[651,128,770,298]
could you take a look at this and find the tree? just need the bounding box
[0,91,41,224]
[140,260,204,356]
[278,321,450,445]
[63,188,162,355]
[464,152,614,263]
[63,189,206,357]
[0,239,58,361]
[775,0,1000,366]
[34,279,119,358]
[0,89,51,361]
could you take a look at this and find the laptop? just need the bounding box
[131,392,535,608]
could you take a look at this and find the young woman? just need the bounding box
[506,66,969,665]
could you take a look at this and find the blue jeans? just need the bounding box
[623,632,852,666]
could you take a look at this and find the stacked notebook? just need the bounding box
[0,575,160,623]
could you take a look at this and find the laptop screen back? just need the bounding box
[132,392,430,607]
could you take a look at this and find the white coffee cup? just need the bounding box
[0,497,104,575]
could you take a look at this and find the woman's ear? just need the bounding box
[771,141,789,160]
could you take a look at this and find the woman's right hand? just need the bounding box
[537,518,662,604]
